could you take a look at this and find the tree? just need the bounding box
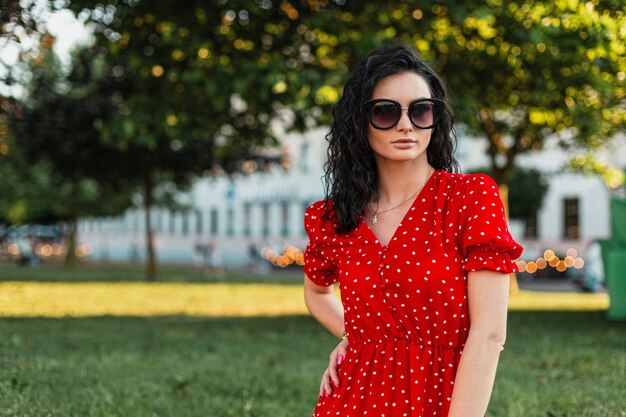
[430,0,625,185]
[3,0,292,278]
[2,39,134,264]
[292,0,625,184]
[61,0,337,279]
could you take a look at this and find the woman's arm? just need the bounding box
[446,269,510,417]
[303,275,348,397]
[303,275,344,338]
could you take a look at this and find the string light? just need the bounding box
[264,244,588,274]
[516,247,587,274]
[262,244,304,268]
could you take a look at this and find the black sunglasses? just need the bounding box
[364,98,444,130]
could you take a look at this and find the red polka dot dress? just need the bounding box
[304,170,523,417]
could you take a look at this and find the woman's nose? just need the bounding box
[396,109,413,131]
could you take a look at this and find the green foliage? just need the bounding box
[468,165,549,221]
[63,0,625,186]
[567,152,626,189]
[1,45,133,224]
[507,167,550,221]
[431,0,626,182]
[0,311,625,416]
[0,149,62,225]
[67,0,305,173]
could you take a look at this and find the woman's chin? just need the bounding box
[376,150,425,163]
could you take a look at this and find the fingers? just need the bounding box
[319,358,342,398]
[319,369,333,398]
[327,344,347,390]
[327,356,340,389]
[318,341,350,400]
[328,342,347,382]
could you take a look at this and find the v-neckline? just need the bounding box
[359,169,438,249]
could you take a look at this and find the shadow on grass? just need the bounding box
[0,311,624,417]
[0,262,304,284]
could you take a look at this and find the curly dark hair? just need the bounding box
[323,44,460,234]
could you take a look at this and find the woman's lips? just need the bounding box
[392,139,417,148]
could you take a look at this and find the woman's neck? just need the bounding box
[375,158,433,205]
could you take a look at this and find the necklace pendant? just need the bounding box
[372,213,378,224]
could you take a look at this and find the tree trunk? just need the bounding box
[63,181,79,267]
[63,217,78,266]
[143,170,158,281]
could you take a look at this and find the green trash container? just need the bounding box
[601,198,626,321]
[610,199,626,246]
[604,248,626,320]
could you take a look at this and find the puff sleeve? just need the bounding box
[459,174,523,273]
[303,201,339,286]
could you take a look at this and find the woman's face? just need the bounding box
[367,71,434,165]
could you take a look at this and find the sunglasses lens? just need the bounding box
[409,101,436,128]
[370,101,400,128]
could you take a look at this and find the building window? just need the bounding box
[156,210,163,233]
[243,203,252,237]
[525,214,538,239]
[563,198,580,239]
[300,142,310,173]
[210,209,218,236]
[182,211,189,236]
[262,203,270,237]
[169,211,176,235]
[132,211,139,232]
[226,207,235,237]
[195,210,203,235]
[281,201,289,237]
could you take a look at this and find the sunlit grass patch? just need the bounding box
[508,290,609,311]
[0,282,610,317]
[0,282,306,317]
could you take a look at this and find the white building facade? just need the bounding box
[78,127,626,268]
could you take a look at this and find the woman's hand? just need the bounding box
[319,338,349,398]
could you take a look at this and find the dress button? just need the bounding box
[379,263,384,268]
[379,284,387,291]
[396,324,405,332]
[388,305,396,312]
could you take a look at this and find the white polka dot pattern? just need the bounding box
[304,170,523,417]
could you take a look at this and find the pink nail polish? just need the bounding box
[332,381,340,388]
[337,354,344,365]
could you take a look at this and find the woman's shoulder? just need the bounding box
[305,199,333,218]
[304,199,338,236]
[435,170,498,191]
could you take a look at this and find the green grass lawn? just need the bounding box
[0,262,303,284]
[1,311,625,417]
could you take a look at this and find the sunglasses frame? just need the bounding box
[364,98,445,130]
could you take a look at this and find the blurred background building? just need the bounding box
[77,128,626,268]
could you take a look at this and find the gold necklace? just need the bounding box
[370,167,433,225]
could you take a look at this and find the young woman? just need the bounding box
[303,44,523,417]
